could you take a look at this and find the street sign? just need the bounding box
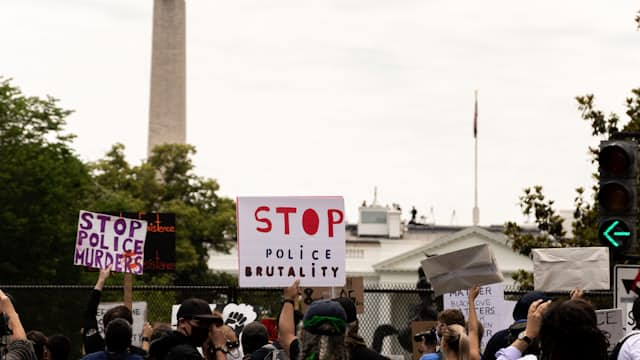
[615,265,640,334]
[600,219,632,248]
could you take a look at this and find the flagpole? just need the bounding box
[473,90,480,226]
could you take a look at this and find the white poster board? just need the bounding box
[532,247,609,291]
[443,283,515,349]
[615,265,640,334]
[236,196,346,287]
[97,301,147,346]
[74,211,148,274]
[596,308,624,352]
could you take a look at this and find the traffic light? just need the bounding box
[598,140,638,255]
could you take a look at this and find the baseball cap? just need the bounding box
[303,300,347,335]
[332,297,357,324]
[177,298,223,325]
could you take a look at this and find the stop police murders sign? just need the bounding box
[236,196,346,287]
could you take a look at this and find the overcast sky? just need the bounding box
[1,0,638,226]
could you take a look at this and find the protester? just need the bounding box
[483,292,551,360]
[0,289,36,360]
[332,296,389,360]
[149,298,227,360]
[415,328,438,360]
[615,296,640,359]
[495,297,608,360]
[44,335,71,360]
[26,331,47,360]
[82,318,143,360]
[82,266,146,357]
[278,279,349,360]
[239,322,272,360]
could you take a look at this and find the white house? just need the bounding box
[207,203,533,287]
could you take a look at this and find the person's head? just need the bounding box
[414,328,438,354]
[103,305,133,329]
[151,322,173,341]
[105,318,132,354]
[299,300,349,360]
[27,330,48,360]
[538,299,608,360]
[176,298,223,346]
[241,321,269,354]
[440,324,470,360]
[632,296,640,330]
[45,334,71,360]
[512,291,551,321]
[437,309,465,337]
[332,297,359,338]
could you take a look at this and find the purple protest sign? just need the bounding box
[73,210,148,275]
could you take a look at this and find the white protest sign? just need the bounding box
[615,265,640,334]
[596,308,624,352]
[74,211,148,274]
[443,283,515,349]
[170,304,217,329]
[236,196,345,287]
[222,303,257,335]
[97,302,147,347]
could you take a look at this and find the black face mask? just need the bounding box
[189,326,209,345]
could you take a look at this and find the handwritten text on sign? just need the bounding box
[237,197,345,287]
[443,283,514,350]
[74,210,148,274]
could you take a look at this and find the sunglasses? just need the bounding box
[188,318,223,328]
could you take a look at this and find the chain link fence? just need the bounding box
[0,285,614,359]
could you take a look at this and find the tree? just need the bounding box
[0,78,91,283]
[87,143,237,285]
[504,88,640,289]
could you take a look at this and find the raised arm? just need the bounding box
[278,279,300,357]
[467,286,481,360]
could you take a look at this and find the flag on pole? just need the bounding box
[473,91,478,138]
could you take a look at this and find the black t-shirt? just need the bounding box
[350,346,390,360]
[289,339,299,360]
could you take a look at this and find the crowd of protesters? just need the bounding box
[0,268,635,360]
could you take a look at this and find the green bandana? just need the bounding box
[303,315,347,335]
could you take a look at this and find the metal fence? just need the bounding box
[0,285,615,359]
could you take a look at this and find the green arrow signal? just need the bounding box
[603,220,631,247]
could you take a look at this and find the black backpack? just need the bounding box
[610,330,640,360]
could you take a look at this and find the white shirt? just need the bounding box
[617,332,640,360]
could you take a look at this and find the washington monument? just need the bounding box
[147,0,186,156]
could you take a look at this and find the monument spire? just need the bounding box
[147,0,186,156]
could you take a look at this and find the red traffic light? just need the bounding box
[600,143,634,176]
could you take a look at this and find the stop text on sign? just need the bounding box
[254,206,344,237]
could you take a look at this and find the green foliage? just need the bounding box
[506,87,640,288]
[0,78,91,283]
[86,143,237,285]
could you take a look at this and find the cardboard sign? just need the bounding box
[301,276,365,313]
[443,283,515,350]
[74,211,147,274]
[421,244,503,295]
[107,212,176,272]
[532,247,610,291]
[596,308,624,352]
[410,321,437,360]
[236,196,346,287]
[97,302,147,346]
